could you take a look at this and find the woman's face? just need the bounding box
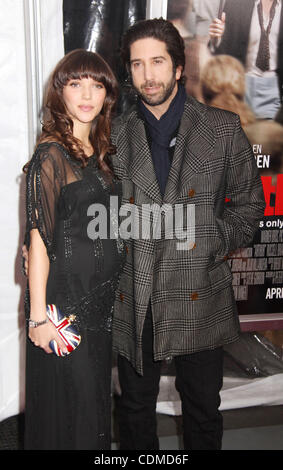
[62,77,106,127]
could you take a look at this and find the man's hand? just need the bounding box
[209,12,226,40]
[22,244,29,277]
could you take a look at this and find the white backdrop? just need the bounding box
[0,0,64,422]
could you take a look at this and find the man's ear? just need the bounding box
[175,65,182,81]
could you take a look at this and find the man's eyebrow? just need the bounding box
[130,55,167,64]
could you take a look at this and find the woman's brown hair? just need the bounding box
[25,49,118,175]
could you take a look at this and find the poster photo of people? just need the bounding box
[166,0,283,324]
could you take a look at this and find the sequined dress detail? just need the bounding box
[24,142,124,450]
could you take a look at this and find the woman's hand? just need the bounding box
[29,319,68,354]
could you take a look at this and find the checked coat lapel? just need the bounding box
[164,97,216,205]
[117,111,163,205]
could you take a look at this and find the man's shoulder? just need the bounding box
[112,96,239,139]
[111,105,139,142]
[184,96,239,129]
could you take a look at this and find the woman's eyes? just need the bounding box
[68,81,104,88]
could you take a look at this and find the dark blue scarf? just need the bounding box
[139,84,187,197]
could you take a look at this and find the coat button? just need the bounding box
[191,292,198,301]
[125,246,129,254]
[165,355,172,363]
[188,189,195,198]
[120,293,124,302]
[129,196,134,204]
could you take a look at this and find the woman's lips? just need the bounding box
[79,106,94,112]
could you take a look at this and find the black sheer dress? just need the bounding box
[24,142,125,450]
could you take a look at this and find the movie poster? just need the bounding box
[167,0,283,323]
[231,132,283,316]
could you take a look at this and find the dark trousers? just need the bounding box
[117,309,224,450]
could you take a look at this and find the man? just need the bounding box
[111,18,265,450]
[209,0,283,119]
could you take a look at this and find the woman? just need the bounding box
[24,49,124,450]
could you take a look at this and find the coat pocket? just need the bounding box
[208,261,232,295]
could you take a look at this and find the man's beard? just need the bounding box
[133,73,177,107]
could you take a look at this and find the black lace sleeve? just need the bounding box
[25,143,68,261]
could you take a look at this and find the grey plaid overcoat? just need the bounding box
[111,96,265,375]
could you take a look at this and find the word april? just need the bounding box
[266,288,283,299]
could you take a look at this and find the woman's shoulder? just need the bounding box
[25,140,74,180]
[35,140,69,159]
[32,140,72,168]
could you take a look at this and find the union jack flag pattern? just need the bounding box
[46,304,81,356]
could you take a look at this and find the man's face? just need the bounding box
[129,37,182,114]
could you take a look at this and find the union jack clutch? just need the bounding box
[46,304,81,356]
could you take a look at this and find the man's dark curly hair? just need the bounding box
[120,18,186,85]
